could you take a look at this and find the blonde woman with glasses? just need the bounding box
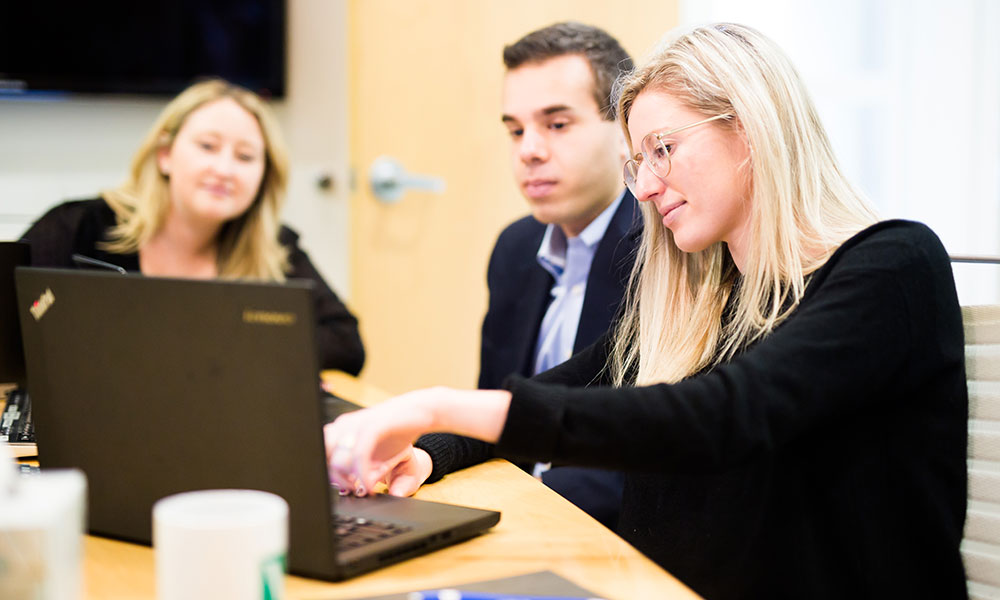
[324,24,966,598]
[22,79,365,374]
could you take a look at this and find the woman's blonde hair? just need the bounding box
[611,23,878,386]
[102,78,290,280]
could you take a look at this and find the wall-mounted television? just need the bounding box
[0,0,285,98]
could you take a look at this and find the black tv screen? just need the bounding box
[0,0,285,98]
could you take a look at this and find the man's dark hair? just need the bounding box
[503,22,633,120]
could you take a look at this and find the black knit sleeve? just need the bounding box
[495,222,964,473]
[414,321,614,483]
[413,433,496,484]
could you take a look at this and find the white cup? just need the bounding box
[0,464,86,600]
[153,489,288,600]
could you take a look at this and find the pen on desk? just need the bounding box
[406,590,606,600]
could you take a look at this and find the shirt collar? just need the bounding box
[535,188,626,275]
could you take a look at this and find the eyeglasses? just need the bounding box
[623,114,731,195]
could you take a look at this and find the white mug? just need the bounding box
[153,489,288,600]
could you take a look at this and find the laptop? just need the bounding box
[0,241,36,456]
[15,267,499,580]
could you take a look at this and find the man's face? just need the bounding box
[502,55,625,237]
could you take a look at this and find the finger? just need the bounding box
[329,473,353,496]
[386,472,421,497]
[323,422,338,465]
[350,433,383,496]
[339,452,362,494]
[323,417,355,465]
[382,450,428,497]
[371,460,394,486]
[328,439,358,478]
[329,468,356,495]
[324,421,363,494]
[327,460,354,494]
[369,451,413,496]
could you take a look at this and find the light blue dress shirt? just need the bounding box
[530,192,624,478]
[532,191,625,375]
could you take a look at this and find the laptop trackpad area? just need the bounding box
[337,493,498,530]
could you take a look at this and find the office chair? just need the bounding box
[961,302,1000,599]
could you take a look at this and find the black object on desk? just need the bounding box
[350,571,604,600]
[14,267,499,581]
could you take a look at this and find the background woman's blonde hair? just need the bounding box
[611,23,878,386]
[102,78,290,280]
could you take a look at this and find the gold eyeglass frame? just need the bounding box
[623,114,732,190]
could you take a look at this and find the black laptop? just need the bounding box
[0,241,35,455]
[15,267,499,580]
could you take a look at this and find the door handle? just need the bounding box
[368,156,446,204]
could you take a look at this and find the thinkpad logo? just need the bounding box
[243,309,296,326]
[29,287,55,321]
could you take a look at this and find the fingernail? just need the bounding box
[338,487,349,496]
[354,485,366,496]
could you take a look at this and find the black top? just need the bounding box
[20,198,365,375]
[421,220,968,599]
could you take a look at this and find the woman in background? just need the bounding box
[22,79,364,374]
[323,24,966,598]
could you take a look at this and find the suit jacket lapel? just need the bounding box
[575,192,640,353]
[513,260,554,376]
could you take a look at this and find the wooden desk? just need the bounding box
[81,373,699,600]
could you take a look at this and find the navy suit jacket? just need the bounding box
[477,193,640,529]
[479,194,640,389]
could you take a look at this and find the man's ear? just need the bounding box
[616,128,629,163]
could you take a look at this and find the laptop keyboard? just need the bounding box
[1,388,35,444]
[334,514,412,550]
[321,389,362,423]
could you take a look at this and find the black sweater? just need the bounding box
[418,220,968,599]
[20,198,365,375]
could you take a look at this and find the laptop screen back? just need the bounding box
[15,268,341,576]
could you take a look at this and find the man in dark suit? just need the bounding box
[479,23,639,530]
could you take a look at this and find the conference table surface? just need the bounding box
[80,372,700,600]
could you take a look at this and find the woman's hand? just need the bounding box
[381,446,434,497]
[323,387,511,496]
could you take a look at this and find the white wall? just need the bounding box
[0,0,352,297]
[681,0,1000,304]
[7,1,996,306]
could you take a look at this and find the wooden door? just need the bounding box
[349,1,678,394]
